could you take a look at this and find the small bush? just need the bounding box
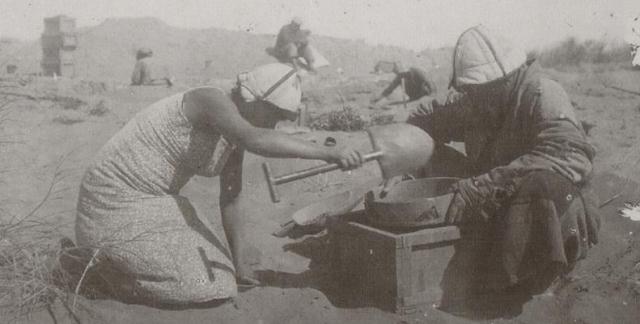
[536,37,631,68]
[369,113,395,126]
[54,96,85,111]
[571,101,586,110]
[309,106,366,131]
[0,157,86,322]
[87,100,109,117]
[52,114,84,125]
[0,222,66,320]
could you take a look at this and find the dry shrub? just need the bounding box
[87,100,109,117]
[53,96,86,111]
[52,113,84,125]
[0,160,75,323]
[308,106,366,131]
[534,37,631,68]
[0,98,85,322]
[369,113,395,126]
[308,107,397,132]
[0,217,72,322]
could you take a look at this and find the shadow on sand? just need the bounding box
[255,231,536,320]
[257,171,639,320]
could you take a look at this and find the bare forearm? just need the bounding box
[243,130,332,160]
[380,77,401,98]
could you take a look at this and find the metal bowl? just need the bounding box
[364,177,459,228]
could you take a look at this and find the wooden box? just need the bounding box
[41,34,78,50]
[41,62,75,77]
[42,48,75,64]
[43,15,76,35]
[329,210,482,314]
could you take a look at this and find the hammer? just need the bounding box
[263,123,434,203]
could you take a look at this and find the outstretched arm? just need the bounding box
[372,75,402,103]
[184,87,362,168]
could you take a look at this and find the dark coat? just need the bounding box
[408,61,595,195]
[382,67,437,100]
[408,61,600,290]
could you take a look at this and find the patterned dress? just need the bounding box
[76,88,237,303]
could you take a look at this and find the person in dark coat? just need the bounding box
[386,25,600,297]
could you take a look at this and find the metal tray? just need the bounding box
[364,177,459,228]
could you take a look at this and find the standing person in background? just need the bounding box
[131,48,173,87]
[371,62,437,106]
[73,63,363,305]
[270,17,317,72]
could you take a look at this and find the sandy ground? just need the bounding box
[2,65,640,323]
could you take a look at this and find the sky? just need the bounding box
[1,0,639,51]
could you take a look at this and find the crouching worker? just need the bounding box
[396,25,600,296]
[371,62,437,106]
[73,63,363,305]
[131,48,173,87]
[269,17,317,72]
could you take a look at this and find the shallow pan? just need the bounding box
[364,177,459,228]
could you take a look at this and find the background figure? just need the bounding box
[130,48,173,87]
[269,17,316,72]
[371,62,437,106]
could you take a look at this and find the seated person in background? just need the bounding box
[270,17,316,72]
[73,63,363,305]
[390,25,600,297]
[371,62,437,105]
[131,48,173,87]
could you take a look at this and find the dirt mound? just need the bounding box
[3,25,640,321]
[0,17,444,83]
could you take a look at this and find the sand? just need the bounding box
[0,18,639,324]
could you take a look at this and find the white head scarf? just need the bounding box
[237,63,302,113]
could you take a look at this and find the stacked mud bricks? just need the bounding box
[41,15,77,77]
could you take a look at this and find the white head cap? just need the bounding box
[291,16,304,26]
[237,63,302,113]
[451,25,526,89]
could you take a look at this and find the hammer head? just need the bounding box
[366,124,435,178]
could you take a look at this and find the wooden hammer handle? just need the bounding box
[263,151,383,203]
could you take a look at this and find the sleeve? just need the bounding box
[413,68,437,96]
[422,77,437,96]
[406,95,469,143]
[380,75,402,98]
[463,80,596,211]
